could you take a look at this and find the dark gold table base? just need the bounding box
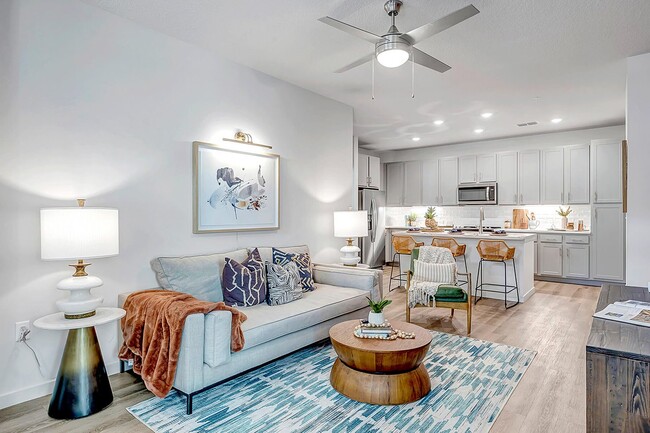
[48,327,113,419]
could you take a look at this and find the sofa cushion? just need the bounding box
[150,249,248,302]
[234,284,368,350]
[272,248,315,291]
[221,248,267,307]
[253,245,309,264]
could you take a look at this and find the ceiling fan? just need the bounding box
[319,0,479,73]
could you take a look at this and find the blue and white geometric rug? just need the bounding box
[128,331,536,433]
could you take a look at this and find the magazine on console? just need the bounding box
[593,300,650,328]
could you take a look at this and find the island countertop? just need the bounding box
[392,230,536,242]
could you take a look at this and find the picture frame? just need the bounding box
[193,141,280,233]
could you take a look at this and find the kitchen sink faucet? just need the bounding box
[479,206,484,235]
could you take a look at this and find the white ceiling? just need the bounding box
[83,0,650,151]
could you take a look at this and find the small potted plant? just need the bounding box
[366,297,392,325]
[557,206,573,229]
[406,212,418,227]
[424,206,438,230]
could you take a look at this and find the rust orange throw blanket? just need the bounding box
[119,289,247,398]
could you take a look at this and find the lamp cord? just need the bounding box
[18,328,47,378]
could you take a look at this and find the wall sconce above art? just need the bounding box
[222,131,272,150]
[193,141,279,233]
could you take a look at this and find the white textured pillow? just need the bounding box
[413,260,456,284]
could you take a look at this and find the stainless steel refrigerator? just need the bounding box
[358,189,386,268]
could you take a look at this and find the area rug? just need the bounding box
[127,331,535,433]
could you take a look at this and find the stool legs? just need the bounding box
[474,258,520,309]
[389,252,406,292]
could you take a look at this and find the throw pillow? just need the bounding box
[413,260,456,285]
[221,248,267,307]
[272,248,315,291]
[265,261,303,306]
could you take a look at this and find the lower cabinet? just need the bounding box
[564,244,590,279]
[538,242,563,276]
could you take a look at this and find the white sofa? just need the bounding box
[119,245,382,414]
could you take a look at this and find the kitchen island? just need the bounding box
[392,230,536,303]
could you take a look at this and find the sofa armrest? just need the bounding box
[118,288,159,308]
[173,313,205,394]
[312,264,383,301]
[204,310,233,368]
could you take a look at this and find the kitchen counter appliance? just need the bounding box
[458,182,498,205]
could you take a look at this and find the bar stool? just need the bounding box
[389,236,424,292]
[474,240,520,309]
[431,238,469,288]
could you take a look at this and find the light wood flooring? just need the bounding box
[0,271,600,433]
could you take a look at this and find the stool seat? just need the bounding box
[476,240,515,261]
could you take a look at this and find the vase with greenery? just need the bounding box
[557,206,572,229]
[406,212,418,227]
[424,206,438,230]
[366,297,392,324]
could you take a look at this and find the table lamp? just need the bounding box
[40,199,119,319]
[333,210,368,266]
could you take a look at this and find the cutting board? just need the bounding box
[512,209,529,229]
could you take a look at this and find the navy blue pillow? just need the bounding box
[272,248,315,292]
[222,248,266,307]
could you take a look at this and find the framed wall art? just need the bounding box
[193,141,280,233]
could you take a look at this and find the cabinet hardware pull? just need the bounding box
[559,248,562,256]
[514,194,517,203]
[568,192,571,202]
[561,192,564,203]
[594,192,598,202]
[567,249,570,257]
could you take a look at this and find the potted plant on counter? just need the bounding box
[557,206,572,229]
[406,212,418,227]
[366,297,392,325]
[424,206,438,230]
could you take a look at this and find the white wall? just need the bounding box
[0,0,354,408]
[378,125,625,163]
[625,53,650,287]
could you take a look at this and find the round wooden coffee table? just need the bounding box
[329,320,432,405]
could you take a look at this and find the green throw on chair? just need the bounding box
[406,246,472,335]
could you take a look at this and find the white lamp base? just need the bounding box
[340,242,361,266]
[56,275,104,318]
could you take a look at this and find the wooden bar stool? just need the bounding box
[431,238,469,288]
[474,240,520,309]
[389,236,424,292]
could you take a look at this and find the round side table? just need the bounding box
[34,307,126,419]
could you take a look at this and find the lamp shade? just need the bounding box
[41,208,119,260]
[333,211,368,238]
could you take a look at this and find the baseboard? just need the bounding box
[534,276,605,287]
[0,361,121,410]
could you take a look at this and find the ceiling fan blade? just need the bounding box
[318,16,383,44]
[334,53,375,73]
[411,48,451,73]
[400,5,479,45]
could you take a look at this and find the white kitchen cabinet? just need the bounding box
[403,161,422,206]
[541,148,564,204]
[386,162,404,206]
[591,204,625,281]
[564,145,590,204]
[497,152,518,205]
[421,160,440,205]
[591,139,622,203]
[458,155,477,184]
[439,157,459,205]
[563,244,590,279]
[358,154,381,189]
[538,242,563,276]
[518,150,541,205]
[477,154,497,182]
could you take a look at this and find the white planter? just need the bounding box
[561,216,568,229]
[368,311,385,325]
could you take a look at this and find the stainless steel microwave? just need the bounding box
[457,182,498,205]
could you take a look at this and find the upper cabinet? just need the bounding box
[403,161,422,206]
[541,148,564,204]
[564,144,590,204]
[385,162,404,206]
[591,139,622,203]
[421,160,440,205]
[458,154,496,183]
[518,150,541,205]
[497,152,518,205]
[358,154,381,189]
[439,157,459,205]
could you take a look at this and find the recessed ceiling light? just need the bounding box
[481,112,493,119]
[551,118,563,123]
[434,120,444,126]
[474,129,484,134]
[412,137,421,142]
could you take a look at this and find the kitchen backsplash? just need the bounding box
[385,205,592,230]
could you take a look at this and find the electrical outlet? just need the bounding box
[15,320,30,342]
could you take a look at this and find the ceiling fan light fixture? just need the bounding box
[375,35,410,68]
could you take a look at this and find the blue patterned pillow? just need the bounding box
[272,248,315,291]
[265,261,303,306]
[222,248,266,307]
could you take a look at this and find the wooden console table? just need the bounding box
[586,284,650,432]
